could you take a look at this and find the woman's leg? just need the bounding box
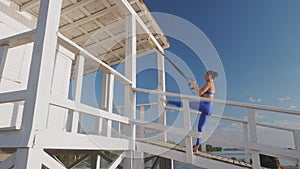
[195,113,209,146]
[167,100,182,107]
[167,100,201,111]
[189,101,201,111]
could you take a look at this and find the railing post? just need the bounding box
[123,14,137,169]
[294,130,300,169]
[116,108,121,138]
[103,73,115,137]
[243,122,251,163]
[71,55,84,133]
[91,155,101,169]
[201,142,207,152]
[157,51,166,142]
[97,71,108,135]
[183,98,194,164]
[0,45,8,83]
[104,73,114,137]
[247,108,261,169]
[140,106,145,139]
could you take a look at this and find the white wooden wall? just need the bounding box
[47,45,74,132]
[0,1,74,131]
[0,1,34,128]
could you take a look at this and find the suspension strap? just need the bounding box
[147,36,191,81]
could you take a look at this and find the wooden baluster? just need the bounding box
[183,99,193,164]
[247,108,261,169]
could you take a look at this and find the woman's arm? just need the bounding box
[191,81,211,97]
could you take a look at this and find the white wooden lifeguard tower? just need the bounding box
[0,0,300,169]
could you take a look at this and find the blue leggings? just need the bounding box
[167,100,212,146]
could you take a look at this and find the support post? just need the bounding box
[14,148,42,169]
[133,151,145,169]
[97,72,108,135]
[91,155,101,169]
[247,108,261,169]
[159,157,173,169]
[107,152,126,169]
[0,45,8,83]
[123,14,137,169]
[140,106,145,138]
[20,0,63,146]
[71,55,84,133]
[157,52,166,142]
[201,142,207,152]
[243,123,251,163]
[183,99,193,164]
[103,73,114,137]
[116,108,121,138]
[294,131,300,169]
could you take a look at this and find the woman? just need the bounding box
[164,70,218,152]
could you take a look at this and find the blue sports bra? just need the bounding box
[203,90,215,96]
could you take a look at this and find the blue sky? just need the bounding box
[139,0,300,150]
[143,0,300,108]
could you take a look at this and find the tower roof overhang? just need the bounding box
[11,0,170,66]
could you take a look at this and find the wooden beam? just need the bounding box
[35,131,131,150]
[84,32,126,52]
[66,154,89,169]
[134,120,200,138]
[20,0,40,11]
[0,30,35,48]
[133,151,145,169]
[61,0,93,14]
[120,0,163,53]
[0,153,16,169]
[242,123,250,162]
[103,73,114,137]
[14,148,42,168]
[20,0,63,146]
[183,99,194,164]
[91,155,101,169]
[140,106,145,138]
[41,152,67,169]
[247,108,261,169]
[0,90,26,104]
[60,5,118,31]
[151,157,160,169]
[133,87,300,116]
[107,152,126,169]
[0,45,8,82]
[294,131,300,169]
[0,132,23,148]
[157,51,166,142]
[71,15,145,44]
[57,32,132,85]
[71,55,85,133]
[49,95,130,124]
[124,14,137,152]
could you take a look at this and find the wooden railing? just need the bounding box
[0,30,132,136]
[132,87,300,169]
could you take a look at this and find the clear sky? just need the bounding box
[138,0,300,151]
[143,0,300,108]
